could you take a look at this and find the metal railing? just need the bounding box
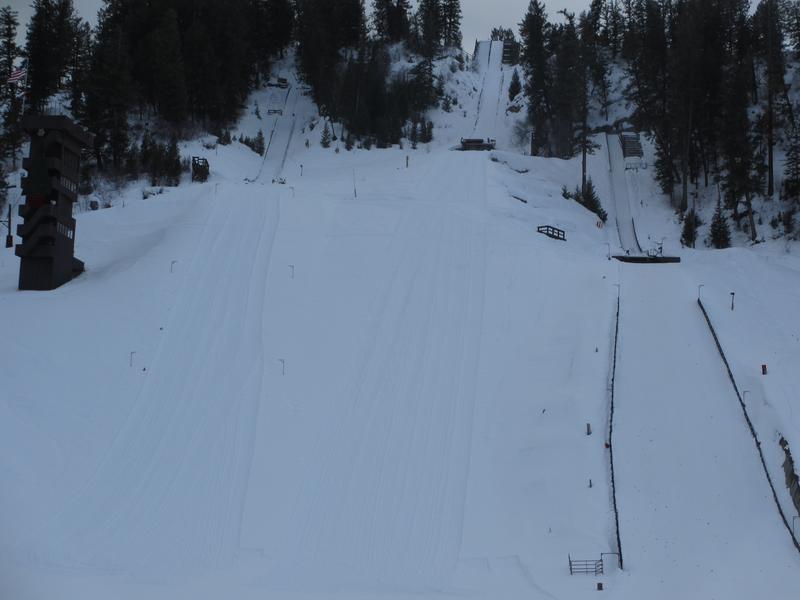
[568,555,603,576]
[537,225,566,241]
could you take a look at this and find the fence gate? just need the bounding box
[568,555,604,576]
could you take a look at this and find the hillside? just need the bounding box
[2,43,800,600]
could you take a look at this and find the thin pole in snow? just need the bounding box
[170,260,178,273]
[19,65,29,115]
[730,292,735,311]
[278,358,286,376]
[129,351,136,367]
[353,169,357,199]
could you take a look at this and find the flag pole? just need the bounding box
[20,63,28,115]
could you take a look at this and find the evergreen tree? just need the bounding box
[720,57,758,240]
[321,120,331,147]
[165,135,181,186]
[85,8,134,171]
[408,59,436,112]
[0,159,6,210]
[148,141,164,186]
[681,209,699,247]
[579,4,610,121]
[491,27,516,42]
[182,19,221,124]
[373,0,390,39]
[123,141,139,180]
[600,0,623,57]
[254,129,266,155]
[68,19,91,119]
[423,121,434,143]
[25,0,77,110]
[783,207,796,235]
[441,0,462,49]
[709,200,732,248]
[784,124,800,202]
[0,6,21,168]
[550,11,582,159]
[373,0,410,42]
[140,129,153,171]
[624,1,672,198]
[296,0,365,117]
[141,9,187,125]
[520,0,551,155]
[0,6,20,95]
[508,68,522,100]
[2,92,22,168]
[583,178,607,222]
[418,0,441,58]
[262,0,295,59]
[753,0,788,198]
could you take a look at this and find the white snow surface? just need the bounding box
[2,51,800,600]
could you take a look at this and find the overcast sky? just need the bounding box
[13,1,593,49]
[461,0,591,50]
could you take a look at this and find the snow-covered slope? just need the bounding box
[471,40,505,140]
[424,45,526,151]
[2,46,800,600]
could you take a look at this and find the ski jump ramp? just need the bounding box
[606,132,643,254]
[471,40,504,141]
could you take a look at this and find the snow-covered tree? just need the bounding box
[321,121,332,148]
[709,201,732,249]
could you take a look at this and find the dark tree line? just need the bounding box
[518,0,800,241]
[2,0,463,173]
[1,0,292,174]
[620,0,795,241]
[294,0,462,148]
[1,5,22,168]
[519,0,606,212]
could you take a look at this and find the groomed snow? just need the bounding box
[2,51,800,600]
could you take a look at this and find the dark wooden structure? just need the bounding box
[460,138,496,151]
[502,40,520,65]
[613,255,681,264]
[537,225,566,241]
[16,115,93,291]
[619,132,643,159]
[191,157,210,182]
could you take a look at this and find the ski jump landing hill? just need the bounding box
[1,47,800,600]
[470,40,504,144]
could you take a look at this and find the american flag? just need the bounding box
[7,67,26,84]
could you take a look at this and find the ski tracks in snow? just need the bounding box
[39,187,282,575]
[238,154,488,593]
